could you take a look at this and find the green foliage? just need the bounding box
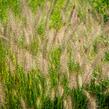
[60,74,70,95]
[37,22,45,39]
[71,88,88,109]
[92,35,109,56]
[9,0,21,16]
[17,35,25,48]
[60,74,69,87]
[93,41,98,54]
[53,96,63,109]
[42,96,63,109]
[49,47,61,69]
[0,40,7,73]
[0,40,6,61]
[49,67,58,88]
[42,97,53,109]
[92,65,102,80]
[50,10,63,30]
[28,0,45,13]
[91,0,109,22]
[0,0,21,23]
[49,0,65,29]
[104,51,109,62]
[0,0,8,23]
[48,48,61,88]
[68,59,81,73]
[86,79,109,109]
[29,39,39,55]
[55,0,65,10]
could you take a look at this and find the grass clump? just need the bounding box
[28,0,45,13]
[104,51,109,62]
[29,39,39,55]
[37,22,45,40]
[50,10,63,30]
[71,88,88,109]
[68,58,81,74]
[91,0,109,22]
[17,35,25,48]
[86,79,109,109]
